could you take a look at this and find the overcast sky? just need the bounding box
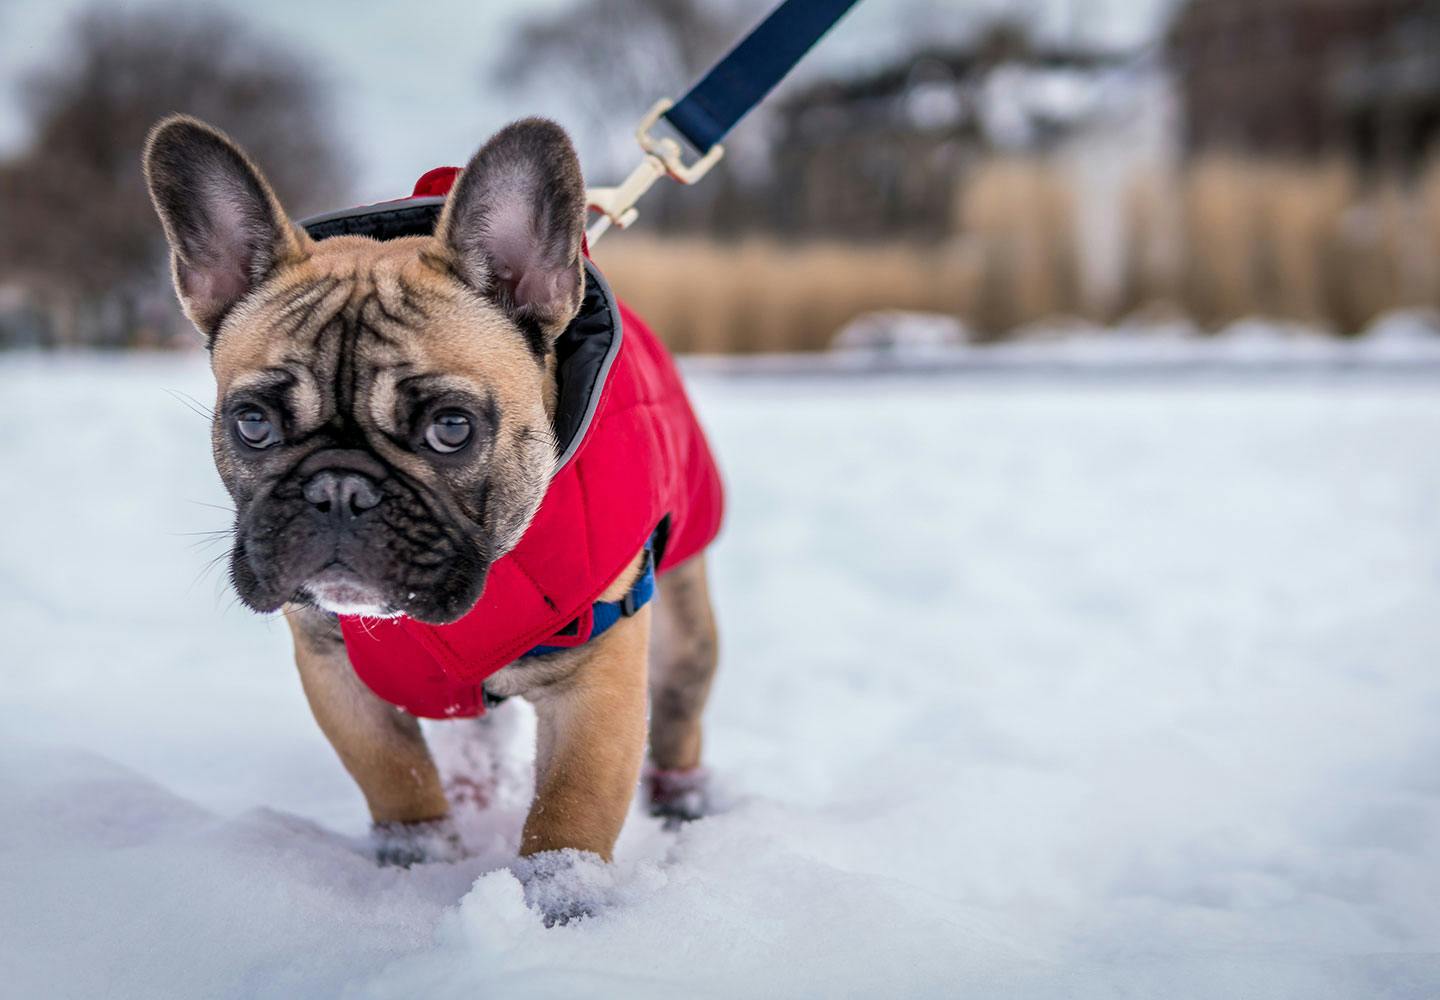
[0,0,1177,203]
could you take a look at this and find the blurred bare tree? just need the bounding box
[493,1,1132,240]
[493,0,770,233]
[496,0,752,142]
[0,5,347,348]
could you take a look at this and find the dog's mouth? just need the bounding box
[300,565,400,618]
[231,494,492,623]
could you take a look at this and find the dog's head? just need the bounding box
[144,116,587,623]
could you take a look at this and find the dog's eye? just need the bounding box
[234,408,277,449]
[425,411,472,453]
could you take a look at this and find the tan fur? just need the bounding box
[192,166,655,860]
[517,548,653,859]
[295,547,656,859]
[210,236,550,456]
[204,233,558,573]
[521,611,651,859]
[287,545,717,859]
[648,554,719,771]
[287,606,450,824]
[487,548,653,856]
[145,114,723,870]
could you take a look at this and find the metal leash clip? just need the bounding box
[585,99,725,245]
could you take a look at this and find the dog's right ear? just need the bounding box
[434,118,587,353]
[143,116,309,340]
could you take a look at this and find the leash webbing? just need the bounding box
[663,0,863,155]
[585,0,862,242]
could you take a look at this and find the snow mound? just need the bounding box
[832,311,970,355]
[3,355,1440,998]
[814,310,1440,375]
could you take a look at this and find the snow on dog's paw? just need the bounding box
[371,816,467,868]
[644,765,713,828]
[510,848,616,927]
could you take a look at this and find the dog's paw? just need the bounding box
[510,849,613,927]
[371,816,466,868]
[644,765,711,828]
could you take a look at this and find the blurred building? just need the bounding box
[0,285,46,349]
[766,26,1140,239]
[1169,0,1440,168]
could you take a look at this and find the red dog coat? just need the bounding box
[300,169,725,719]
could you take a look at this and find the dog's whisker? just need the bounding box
[187,547,236,593]
[266,601,315,623]
[164,387,216,421]
[186,499,237,515]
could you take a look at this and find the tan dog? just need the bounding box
[143,116,720,920]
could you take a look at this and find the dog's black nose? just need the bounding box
[303,470,382,518]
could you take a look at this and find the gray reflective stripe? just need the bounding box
[553,259,624,477]
[296,196,447,232]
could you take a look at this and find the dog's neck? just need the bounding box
[542,352,560,437]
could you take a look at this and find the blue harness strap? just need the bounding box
[662,0,863,155]
[522,541,657,658]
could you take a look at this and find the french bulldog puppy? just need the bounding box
[143,116,720,919]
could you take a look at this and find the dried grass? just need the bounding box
[591,156,1440,353]
[591,237,976,354]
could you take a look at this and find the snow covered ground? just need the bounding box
[782,307,1440,377]
[3,353,1440,999]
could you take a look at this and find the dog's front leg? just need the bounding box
[504,590,649,925]
[286,605,454,865]
[520,603,650,860]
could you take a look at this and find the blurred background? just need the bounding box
[5,0,1440,358]
[5,5,1440,993]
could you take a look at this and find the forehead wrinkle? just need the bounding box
[367,367,401,435]
[210,273,353,394]
[371,266,415,318]
[225,368,288,396]
[356,344,415,435]
[296,283,354,344]
[365,254,544,433]
[278,359,324,429]
[223,237,548,444]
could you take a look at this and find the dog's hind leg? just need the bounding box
[645,553,719,822]
[286,605,454,864]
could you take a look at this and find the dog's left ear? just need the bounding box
[143,115,309,341]
[435,118,587,350]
